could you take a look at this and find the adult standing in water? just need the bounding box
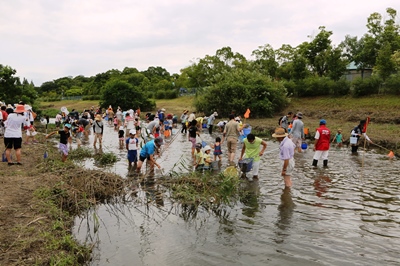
[136,137,164,174]
[290,112,305,153]
[272,128,296,187]
[239,133,267,179]
[207,111,218,135]
[312,119,331,168]
[350,120,373,154]
[180,110,189,134]
[223,114,240,164]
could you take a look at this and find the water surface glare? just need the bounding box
[73,124,400,265]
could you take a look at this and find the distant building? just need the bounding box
[344,62,372,81]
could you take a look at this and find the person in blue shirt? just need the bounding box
[136,137,164,173]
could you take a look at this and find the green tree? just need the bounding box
[0,64,23,103]
[251,44,278,78]
[194,68,288,117]
[101,80,155,111]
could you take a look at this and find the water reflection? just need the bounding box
[241,180,260,219]
[276,187,295,233]
[313,175,332,207]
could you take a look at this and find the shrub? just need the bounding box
[82,95,102,100]
[351,75,382,97]
[155,90,165,99]
[298,76,333,97]
[383,73,400,95]
[330,78,351,96]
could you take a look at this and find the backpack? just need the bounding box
[278,116,284,125]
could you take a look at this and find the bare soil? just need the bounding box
[0,131,125,265]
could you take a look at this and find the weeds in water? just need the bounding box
[161,170,242,209]
[68,147,93,160]
[94,152,118,166]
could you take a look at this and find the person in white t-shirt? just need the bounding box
[4,104,30,165]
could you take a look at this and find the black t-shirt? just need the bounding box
[188,126,198,138]
[58,130,70,145]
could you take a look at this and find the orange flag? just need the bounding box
[362,116,370,133]
[244,108,250,119]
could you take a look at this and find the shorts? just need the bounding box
[58,143,69,156]
[127,150,138,163]
[139,155,151,162]
[4,137,22,150]
[227,137,238,153]
[189,137,196,148]
[281,158,295,176]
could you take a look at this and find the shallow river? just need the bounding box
[73,123,400,266]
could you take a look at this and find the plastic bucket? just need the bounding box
[239,135,245,143]
[304,127,309,135]
[201,140,207,147]
[301,142,308,150]
[238,158,254,173]
[350,137,358,145]
[211,161,219,170]
[243,127,251,136]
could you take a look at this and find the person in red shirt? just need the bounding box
[1,105,8,121]
[312,119,331,168]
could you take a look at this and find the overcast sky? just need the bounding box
[1,0,399,86]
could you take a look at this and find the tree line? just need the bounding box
[1,7,399,116]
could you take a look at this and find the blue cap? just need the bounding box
[320,119,326,125]
[64,123,72,129]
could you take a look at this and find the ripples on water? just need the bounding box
[73,125,400,265]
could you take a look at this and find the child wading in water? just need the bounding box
[193,143,204,170]
[126,129,139,170]
[332,128,344,148]
[202,145,213,170]
[46,124,72,162]
[118,126,125,149]
[211,137,223,161]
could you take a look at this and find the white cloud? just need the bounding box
[1,0,399,85]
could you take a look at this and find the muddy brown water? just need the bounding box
[73,124,400,266]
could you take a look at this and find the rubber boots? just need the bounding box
[312,159,318,167]
[323,160,328,168]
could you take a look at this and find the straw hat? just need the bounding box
[95,114,102,121]
[272,127,288,138]
[14,104,25,113]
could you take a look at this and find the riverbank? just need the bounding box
[0,132,125,265]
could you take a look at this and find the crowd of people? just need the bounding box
[1,101,374,187]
